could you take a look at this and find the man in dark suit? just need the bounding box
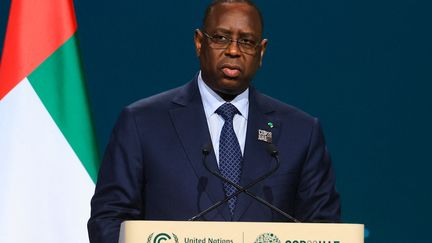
[88,1,340,242]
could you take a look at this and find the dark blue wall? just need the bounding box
[1,1,431,242]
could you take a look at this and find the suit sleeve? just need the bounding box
[294,118,341,222]
[88,108,145,243]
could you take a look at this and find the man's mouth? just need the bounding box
[222,67,241,78]
[220,64,242,78]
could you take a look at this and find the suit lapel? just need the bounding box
[233,87,281,220]
[169,79,231,220]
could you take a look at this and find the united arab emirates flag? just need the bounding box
[0,1,99,242]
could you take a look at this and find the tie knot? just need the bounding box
[216,103,239,121]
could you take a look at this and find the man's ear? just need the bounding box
[194,29,203,57]
[259,39,268,67]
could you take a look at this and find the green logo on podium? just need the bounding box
[147,233,179,243]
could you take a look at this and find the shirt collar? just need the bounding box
[197,71,249,119]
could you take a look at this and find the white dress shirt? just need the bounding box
[197,72,249,166]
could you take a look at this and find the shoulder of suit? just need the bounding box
[122,81,319,125]
[124,84,187,112]
[255,91,318,124]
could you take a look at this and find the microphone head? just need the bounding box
[266,143,278,157]
[202,144,213,155]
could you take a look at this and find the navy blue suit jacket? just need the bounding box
[88,77,340,243]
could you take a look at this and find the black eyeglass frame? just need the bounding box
[200,30,263,54]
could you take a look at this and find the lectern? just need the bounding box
[119,221,363,243]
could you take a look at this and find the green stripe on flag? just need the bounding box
[28,34,100,183]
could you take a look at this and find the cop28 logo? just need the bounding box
[147,233,179,243]
[255,233,281,243]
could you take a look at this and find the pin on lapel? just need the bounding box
[258,129,272,143]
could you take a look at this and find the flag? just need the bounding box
[0,0,99,242]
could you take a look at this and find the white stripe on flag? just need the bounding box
[0,78,94,243]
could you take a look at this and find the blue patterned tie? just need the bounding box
[216,103,242,216]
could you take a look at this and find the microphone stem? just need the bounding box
[190,149,300,222]
[207,154,299,222]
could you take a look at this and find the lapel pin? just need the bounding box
[258,129,272,143]
[267,122,274,128]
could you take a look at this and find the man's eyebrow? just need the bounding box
[211,28,231,34]
[239,32,258,38]
[211,28,259,38]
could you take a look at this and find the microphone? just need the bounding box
[266,143,278,157]
[189,144,300,222]
[189,144,232,221]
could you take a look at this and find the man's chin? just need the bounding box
[202,76,249,99]
[215,84,248,101]
[222,79,248,91]
[219,77,246,89]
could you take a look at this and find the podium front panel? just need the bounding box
[119,221,364,243]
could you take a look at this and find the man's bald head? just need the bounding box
[202,0,264,33]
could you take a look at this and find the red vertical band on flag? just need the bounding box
[0,0,77,100]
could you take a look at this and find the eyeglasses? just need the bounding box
[201,30,262,55]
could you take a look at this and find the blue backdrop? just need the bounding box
[1,1,431,242]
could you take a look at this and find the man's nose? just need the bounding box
[224,41,241,57]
